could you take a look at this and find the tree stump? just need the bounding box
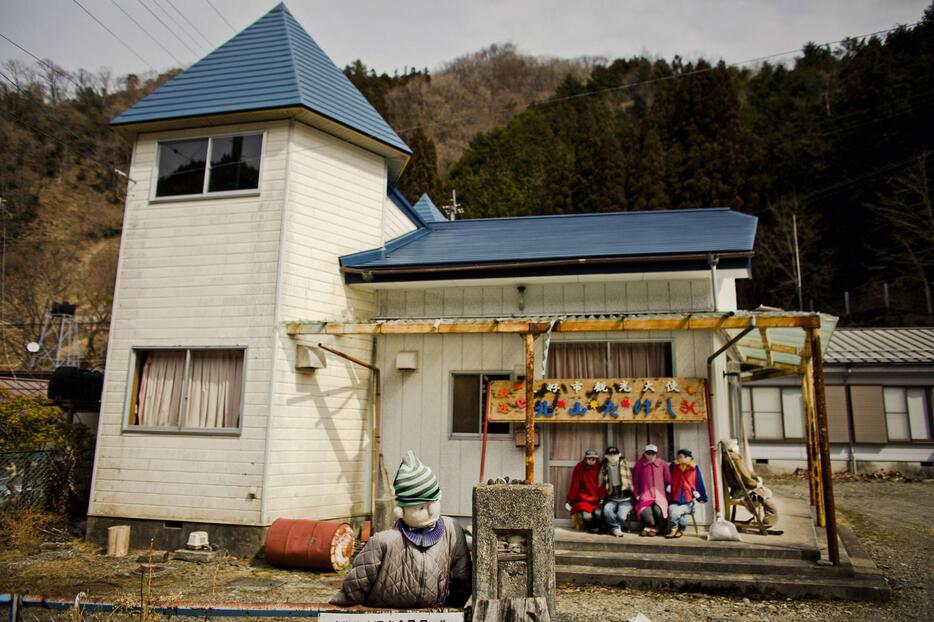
[107,525,130,557]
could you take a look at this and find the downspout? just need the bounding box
[316,343,381,520]
[705,317,755,520]
[708,254,720,311]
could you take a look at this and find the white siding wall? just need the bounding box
[377,279,729,522]
[89,121,290,525]
[264,122,388,521]
[382,195,417,242]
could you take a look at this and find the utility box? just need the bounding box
[295,345,327,371]
[472,483,556,620]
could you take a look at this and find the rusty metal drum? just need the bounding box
[265,519,355,571]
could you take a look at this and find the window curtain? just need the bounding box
[137,351,186,427]
[610,342,670,376]
[184,350,243,428]
[547,343,607,461]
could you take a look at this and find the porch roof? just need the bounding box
[287,309,838,374]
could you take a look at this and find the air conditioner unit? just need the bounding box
[296,345,327,371]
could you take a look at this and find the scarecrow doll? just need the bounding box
[330,450,471,608]
[565,448,604,532]
[665,448,707,539]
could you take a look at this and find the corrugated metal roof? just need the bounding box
[824,327,934,365]
[340,207,757,269]
[111,3,410,155]
[412,194,447,223]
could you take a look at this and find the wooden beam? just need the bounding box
[802,361,823,524]
[809,328,840,566]
[759,328,773,367]
[288,314,822,336]
[524,333,536,483]
[740,368,799,382]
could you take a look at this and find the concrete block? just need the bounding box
[472,483,556,620]
[172,548,223,563]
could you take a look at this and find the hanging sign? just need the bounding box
[487,378,707,423]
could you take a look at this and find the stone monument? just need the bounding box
[472,482,556,620]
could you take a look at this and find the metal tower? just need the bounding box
[27,301,81,370]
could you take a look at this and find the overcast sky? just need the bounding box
[0,1,928,79]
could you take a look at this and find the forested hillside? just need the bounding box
[0,7,931,370]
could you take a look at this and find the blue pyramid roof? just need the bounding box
[412,194,447,223]
[111,3,410,155]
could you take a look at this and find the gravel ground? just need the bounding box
[0,478,931,622]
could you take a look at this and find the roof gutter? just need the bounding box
[341,250,754,277]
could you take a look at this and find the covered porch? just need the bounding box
[287,308,843,564]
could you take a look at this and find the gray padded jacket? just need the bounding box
[330,516,471,609]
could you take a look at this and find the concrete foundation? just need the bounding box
[472,483,556,620]
[86,516,267,558]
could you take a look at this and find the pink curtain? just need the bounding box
[184,350,243,428]
[137,351,185,427]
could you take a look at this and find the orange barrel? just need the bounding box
[265,519,356,571]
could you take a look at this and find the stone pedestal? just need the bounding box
[472,483,556,619]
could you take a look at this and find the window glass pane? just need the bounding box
[751,387,782,439]
[883,387,910,440]
[781,387,805,439]
[452,375,481,434]
[156,139,207,196]
[208,134,262,192]
[184,350,244,428]
[906,387,930,440]
[134,350,186,427]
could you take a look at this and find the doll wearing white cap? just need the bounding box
[632,443,671,536]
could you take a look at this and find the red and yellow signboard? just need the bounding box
[487,378,708,424]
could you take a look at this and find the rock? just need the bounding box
[136,550,171,563]
[39,542,71,551]
[172,548,223,563]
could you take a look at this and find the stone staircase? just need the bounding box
[554,527,891,601]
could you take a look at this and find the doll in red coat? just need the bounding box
[565,449,604,532]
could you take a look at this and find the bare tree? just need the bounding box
[866,151,934,289]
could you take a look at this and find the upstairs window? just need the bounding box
[155,133,263,198]
[451,373,511,436]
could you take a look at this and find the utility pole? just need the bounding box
[442,190,463,221]
[792,213,804,311]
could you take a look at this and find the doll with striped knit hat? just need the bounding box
[331,450,472,608]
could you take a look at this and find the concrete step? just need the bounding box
[557,563,891,602]
[555,549,854,577]
[554,535,821,561]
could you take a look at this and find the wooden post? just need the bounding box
[524,333,536,483]
[802,362,824,526]
[107,525,130,557]
[809,328,840,565]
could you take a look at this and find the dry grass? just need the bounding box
[0,509,68,555]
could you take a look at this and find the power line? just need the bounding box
[132,0,202,59]
[70,0,157,71]
[206,0,237,34]
[0,32,86,93]
[395,21,923,135]
[151,0,209,55]
[108,0,188,67]
[164,0,216,51]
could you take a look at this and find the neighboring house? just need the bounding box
[86,3,831,554]
[744,327,934,473]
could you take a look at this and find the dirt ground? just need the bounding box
[1,477,931,622]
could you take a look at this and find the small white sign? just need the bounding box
[320,613,464,622]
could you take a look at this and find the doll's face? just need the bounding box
[606,453,620,464]
[644,451,657,462]
[394,499,441,528]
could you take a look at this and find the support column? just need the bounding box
[802,361,824,526]
[809,327,840,565]
[524,333,536,483]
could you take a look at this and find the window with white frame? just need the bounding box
[127,348,244,431]
[451,373,511,436]
[155,133,262,198]
[883,387,931,441]
[741,386,805,440]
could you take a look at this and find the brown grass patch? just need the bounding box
[0,509,69,554]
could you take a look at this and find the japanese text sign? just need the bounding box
[486,378,707,423]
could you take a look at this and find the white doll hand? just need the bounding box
[756,476,763,488]
[565,502,573,512]
[665,484,671,493]
[693,490,701,499]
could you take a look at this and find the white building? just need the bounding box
[88,3,832,554]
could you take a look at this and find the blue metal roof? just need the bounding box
[342,208,757,270]
[412,194,447,223]
[111,3,410,155]
[387,185,426,228]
